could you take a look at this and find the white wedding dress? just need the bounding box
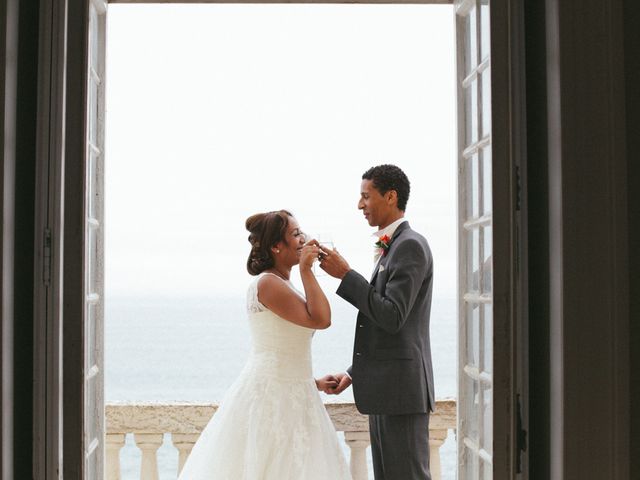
[177,272,352,480]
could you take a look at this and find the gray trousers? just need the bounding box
[369,412,431,480]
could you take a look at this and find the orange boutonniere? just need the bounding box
[375,234,391,257]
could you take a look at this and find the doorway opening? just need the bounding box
[104,4,458,479]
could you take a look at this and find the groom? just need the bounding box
[320,164,434,480]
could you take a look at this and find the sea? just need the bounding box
[105,289,457,480]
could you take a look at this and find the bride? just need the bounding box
[177,210,352,480]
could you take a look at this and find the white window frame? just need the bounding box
[455,0,494,475]
[454,0,528,478]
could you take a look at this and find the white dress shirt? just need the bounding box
[372,217,407,268]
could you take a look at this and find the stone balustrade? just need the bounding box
[105,399,456,480]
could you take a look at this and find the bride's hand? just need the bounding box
[315,375,339,392]
[325,372,352,395]
[299,243,321,271]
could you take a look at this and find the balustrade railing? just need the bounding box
[106,399,456,480]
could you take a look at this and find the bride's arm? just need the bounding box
[298,247,331,328]
[258,245,331,329]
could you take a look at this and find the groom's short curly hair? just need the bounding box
[362,164,411,211]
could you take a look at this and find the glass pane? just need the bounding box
[480,0,491,62]
[483,303,493,373]
[467,228,480,292]
[464,4,478,75]
[465,80,479,146]
[87,302,97,367]
[463,444,479,479]
[480,67,491,138]
[482,383,493,454]
[90,4,99,72]
[88,150,98,219]
[466,153,480,219]
[482,225,492,294]
[483,460,493,480]
[467,302,480,367]
[86,374,98,443]
[482,146,492,215]
[89,78,98,146]
[463,373,480,442]
[86,451,98,480]
[86,226,98,293]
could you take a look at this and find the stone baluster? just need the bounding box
[134,433,164,480]
[172,433,200,475]
[105,433,126,480]
[429,428,449,480]
[344,431,370,480]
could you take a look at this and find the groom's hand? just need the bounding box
[326,372,352,395]
[319,248,351,279]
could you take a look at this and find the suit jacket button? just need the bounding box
[359,324,363,328]
[356,352,361,356]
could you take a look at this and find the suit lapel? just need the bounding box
[369,221,410,284]
[370,261,382,283]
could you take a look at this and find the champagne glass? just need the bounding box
[313,233,334,276]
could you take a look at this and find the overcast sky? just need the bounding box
[104,4,456,299]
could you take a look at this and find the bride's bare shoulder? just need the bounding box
[257,272,288,295]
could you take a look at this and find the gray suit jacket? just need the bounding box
[337,222,434,415]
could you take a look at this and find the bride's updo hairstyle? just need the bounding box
[245,209,293,275]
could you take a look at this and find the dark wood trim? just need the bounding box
[623,0,640,475]
[1,0,19,477]
[546,0,629,478]
[11,1,41,477]
[524,0,550,478]
[489,0,520,476]
[63,0,90,478]
[33,0,69,476]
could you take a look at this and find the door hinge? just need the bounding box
[43,228,52,286]
[516,393,528,473]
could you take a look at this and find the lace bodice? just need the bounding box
[246,273,269,314]
[244,273,315,380]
